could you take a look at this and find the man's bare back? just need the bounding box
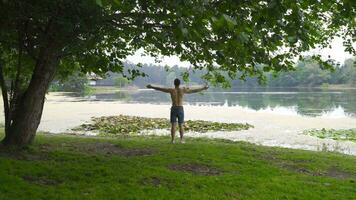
[146,78,208,143]
[170,87,184,106]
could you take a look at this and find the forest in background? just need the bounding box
[50,57,355,92]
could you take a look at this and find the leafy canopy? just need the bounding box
[0,0,354,87]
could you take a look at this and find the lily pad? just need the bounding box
[73,115,254,136]
[303,128,356,142]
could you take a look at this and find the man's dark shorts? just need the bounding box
[170,106,184,124]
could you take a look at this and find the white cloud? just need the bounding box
[307,37,354,63]
[125,48,190,68]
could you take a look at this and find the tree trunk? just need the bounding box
[1,49,59,146]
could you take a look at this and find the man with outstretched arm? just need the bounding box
[146,79,209,143]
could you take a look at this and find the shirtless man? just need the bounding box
[146,78,209,143]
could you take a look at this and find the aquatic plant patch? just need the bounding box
[303,128,356,142]
[73,115,253,136]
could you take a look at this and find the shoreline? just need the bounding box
[1,92,356,155]
[89,84,356,92]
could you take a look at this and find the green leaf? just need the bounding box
[96,0,102,7]
[182,71,190,82]
[287,36,297,43]
[239,32,249,43]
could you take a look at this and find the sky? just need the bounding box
[126,37,354,68]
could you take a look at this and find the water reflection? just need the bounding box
[81,88,356,117]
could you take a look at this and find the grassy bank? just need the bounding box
[0,133,355,200]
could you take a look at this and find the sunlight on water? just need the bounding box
[320,106,353,119]
[78,88,356,118]
[255,106,300,116]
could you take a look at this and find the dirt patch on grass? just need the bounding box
[168,163,222,176]
[22,175,62,186]
[277,162,356,180]
[141,176,175,188]
[326,167,356,179]
[72,142,156,157]
[259,153,356,179]
[279,163,324,176]
[142,176,162,186]
[121,148,156,156]
[261,155,356,180]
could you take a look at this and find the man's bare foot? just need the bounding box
[180,139,185,144]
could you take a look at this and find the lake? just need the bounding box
[1,90,353,154]
[79,88,356,118]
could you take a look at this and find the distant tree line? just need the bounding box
[237,57,356,88]
[52,57,355,91]
[103,57,356,88]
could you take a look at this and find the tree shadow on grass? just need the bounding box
[69,142,157,157]
[0,144,48,161]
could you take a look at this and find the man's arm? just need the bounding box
[146,84,171,93]
[184,85,209,94]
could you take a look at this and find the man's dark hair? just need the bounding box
[174,78,180,87]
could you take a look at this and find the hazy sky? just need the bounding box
[126,37,354,67]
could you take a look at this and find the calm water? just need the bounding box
[79,88,356,117]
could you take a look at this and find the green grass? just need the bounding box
[0,132,355,200]
[304,128,356,142]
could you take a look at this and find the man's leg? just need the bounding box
[178,124,184,143]
[171,123,177,143]
[177,107,185,143]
